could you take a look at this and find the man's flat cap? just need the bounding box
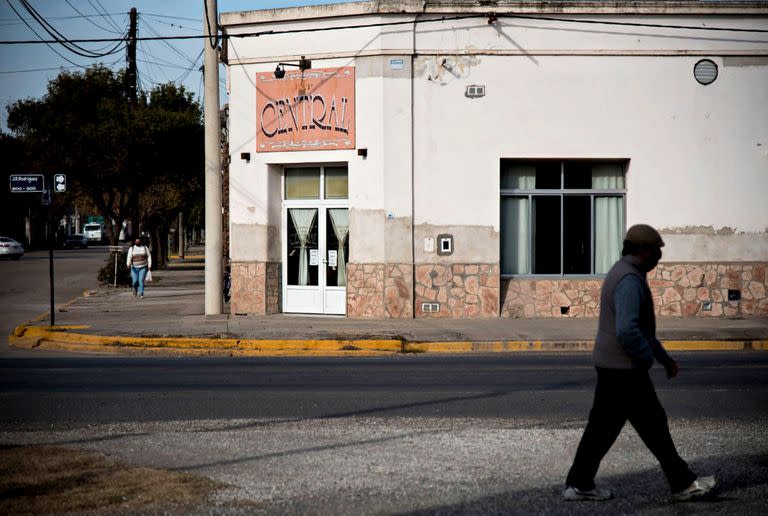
[625,224,665,247]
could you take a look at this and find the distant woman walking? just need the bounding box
[126,237,152,298]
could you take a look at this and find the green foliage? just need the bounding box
[6,65,204,247]
[98,253,131,286]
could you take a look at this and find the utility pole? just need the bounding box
[126,7,137,107]
[204,0,222,314]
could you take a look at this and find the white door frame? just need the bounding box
[281,165,348,315]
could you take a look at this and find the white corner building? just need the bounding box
[220,1,768,319]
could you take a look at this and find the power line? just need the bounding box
[88,0,122,33]
[2,12,767,46]
[141,17,197,66]
[64,0,122,35]
[0,11,126,24]
[0,65,80,74]
[11,0,126,57]
[142,12,202,23]
[174,49,204,84]
[142,17,201,32]
[499,13,768,33]
[4,0,89,69]
[203,0,218,49]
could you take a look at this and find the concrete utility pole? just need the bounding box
[126,7,137,107]
[204,0,222,314]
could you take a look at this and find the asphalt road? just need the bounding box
[1,353,766,514]
[0,246,106,354]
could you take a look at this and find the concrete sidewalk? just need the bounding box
[9,249,768,355]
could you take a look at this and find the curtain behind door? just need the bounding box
[328,208,349,286]
[289,208,317,286]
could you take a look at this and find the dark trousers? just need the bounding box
[566,367,696,493]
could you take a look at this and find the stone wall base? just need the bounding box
[347,263,412,318]
[649,262,766,317]
[501,262,767,318]
[415,264,499,318]
[230,261,281,315]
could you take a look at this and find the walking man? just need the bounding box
[564,224,716,502]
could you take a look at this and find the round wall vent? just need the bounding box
[694,59,718,85]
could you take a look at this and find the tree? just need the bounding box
[6,66,203,265]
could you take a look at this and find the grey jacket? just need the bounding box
[593,255,671,369]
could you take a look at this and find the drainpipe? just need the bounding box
[410,5,425,318]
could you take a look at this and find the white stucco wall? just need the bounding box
[223,6,768,265]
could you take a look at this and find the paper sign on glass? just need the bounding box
[328,250,337,267]
[309,249,319,266]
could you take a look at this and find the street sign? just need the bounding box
[54,174,66,192]
[9,174,44,193]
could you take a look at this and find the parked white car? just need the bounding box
[0,237,24,260]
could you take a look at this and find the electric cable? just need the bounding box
[5,0,89,69]
[142,13,202,23]
[0,65,81,74]
[64,0,122,34]
[203,0,219,49]
[13,0,126,57]
[141,17,198,66]
[3,12,768,46]
[17,0,115,57]
[88,0,122,33]
[173,49,204,84]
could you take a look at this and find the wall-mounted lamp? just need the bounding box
[357,148,368,158]
[240,152,250,163]
[274,56,312,78]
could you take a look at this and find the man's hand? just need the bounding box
[664,358,679,379]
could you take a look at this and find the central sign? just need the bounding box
[256,67,355,152]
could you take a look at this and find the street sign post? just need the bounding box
[9,174,44,193]
[109,246,123,287]
[10,174,57,324]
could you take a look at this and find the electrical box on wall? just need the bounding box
[437,234,453,256]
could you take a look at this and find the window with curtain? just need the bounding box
[500,160,626,276]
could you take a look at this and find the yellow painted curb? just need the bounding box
[9,325,404,355]
[9,324,768,356]
[404,341,594,353]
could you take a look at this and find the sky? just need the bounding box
[0,0,355,132]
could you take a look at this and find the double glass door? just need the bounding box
[282,166,349,315]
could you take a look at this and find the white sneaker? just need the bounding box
[671,476,717,502]
[563,486,613,501]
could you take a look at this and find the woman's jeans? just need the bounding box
[130,266,148,296]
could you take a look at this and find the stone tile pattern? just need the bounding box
[648,263,767,318]
[501,262,767,318]
[347,263,412,318]
[230,261,281,315]
[414,264,500,318]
